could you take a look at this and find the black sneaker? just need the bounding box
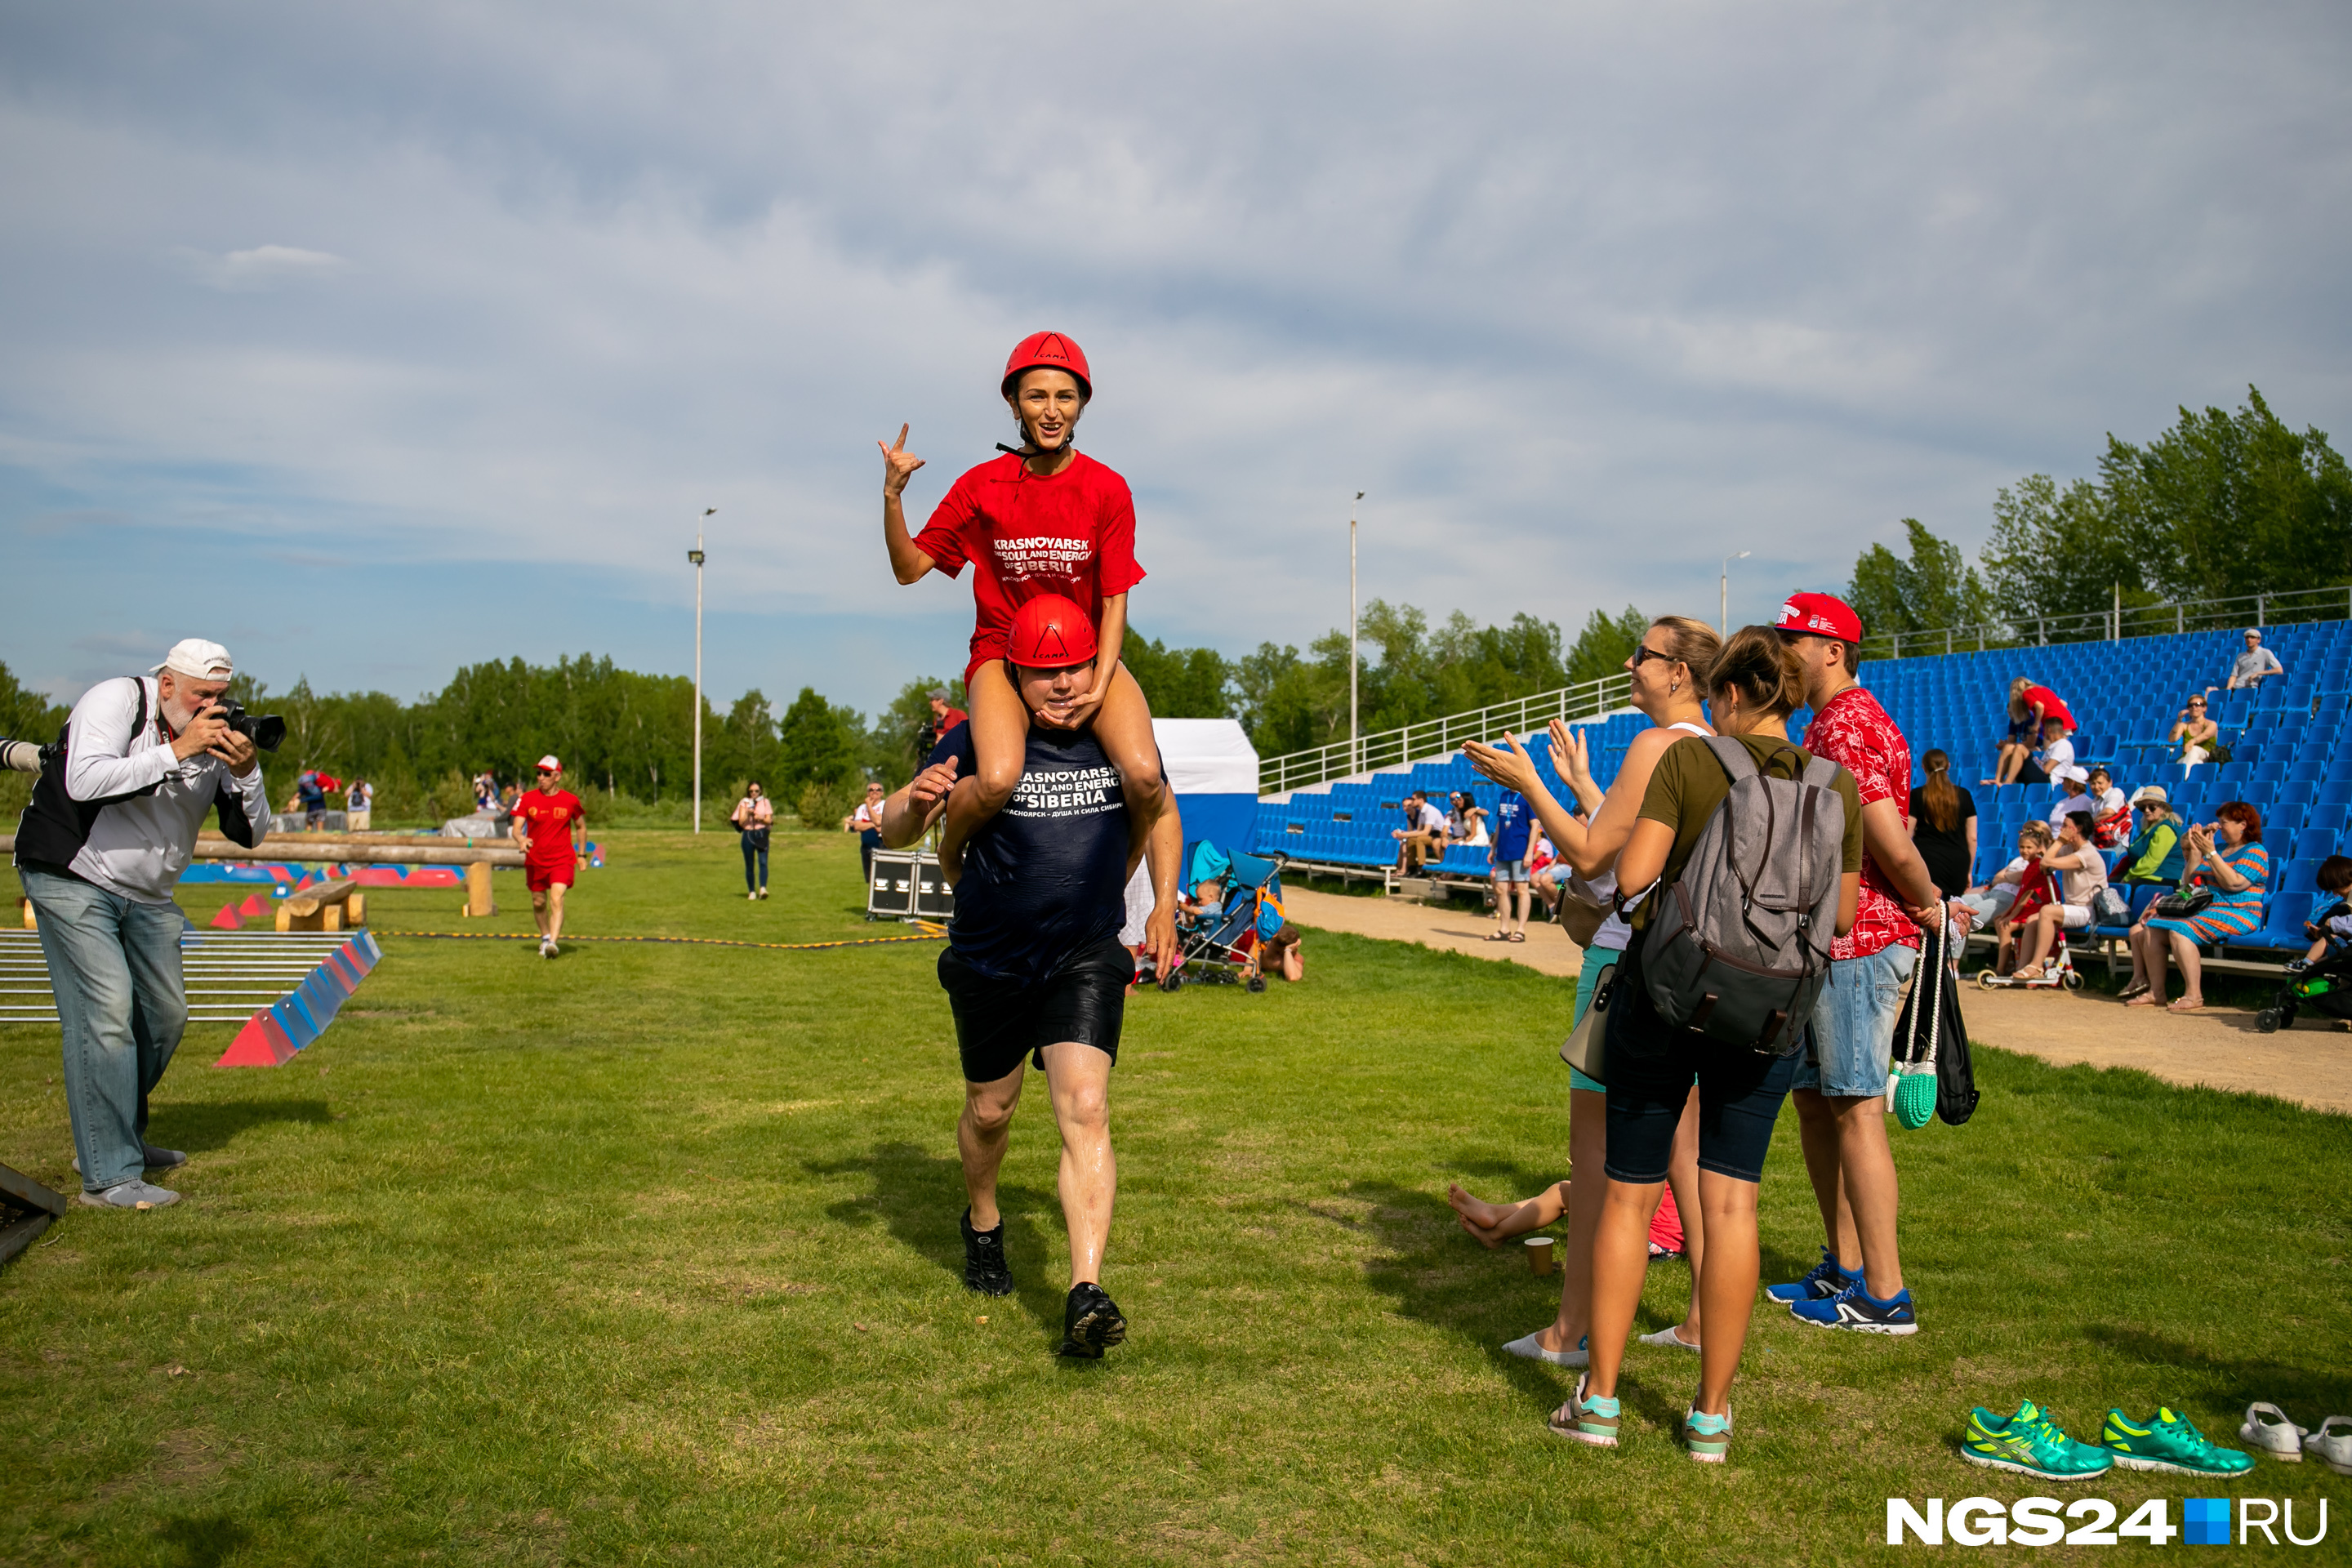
[1058,1281,1127,1358]
[961,1209,1013,1297]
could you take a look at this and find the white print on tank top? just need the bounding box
[1004,763,1122,821]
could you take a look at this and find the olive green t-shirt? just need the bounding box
[1631,733,1865,930]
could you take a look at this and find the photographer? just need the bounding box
[12,639,272,1210]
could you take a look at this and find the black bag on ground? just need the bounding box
[1636,737,1846,1057]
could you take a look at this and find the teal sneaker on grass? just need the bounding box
[2099,1407,2256,1477]
[1962,1401,2114,1481]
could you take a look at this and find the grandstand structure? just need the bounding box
[1251,621,2352,969]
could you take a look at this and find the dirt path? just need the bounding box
[1284,886,2351,1116]
[1281,886,1584,978]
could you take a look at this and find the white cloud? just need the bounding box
[181,243,352,292]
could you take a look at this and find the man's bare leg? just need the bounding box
[1038,1041,1116,1285]
[1793,1087,1905,1297]
[546,883,568,944]
[529,889,550,939]
[958,1065,1027,1232]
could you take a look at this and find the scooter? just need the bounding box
[1978,938,2085,991]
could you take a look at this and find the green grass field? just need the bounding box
[2,830,2346,1566]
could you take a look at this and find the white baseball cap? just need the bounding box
[152,638,234,679]
[537,755,561,771]
[2054,764,2089,784]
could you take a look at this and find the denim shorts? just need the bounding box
[1793,942,1918,1098]
[1490,858,1529,884]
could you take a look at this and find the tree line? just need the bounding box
[1846,386,2352,645]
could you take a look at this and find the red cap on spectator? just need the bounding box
[1774,592,1863,644]
[1007,594,1098,670]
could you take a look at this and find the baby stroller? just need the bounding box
[1152,840,1286,992]
[2256,899,2352,1032]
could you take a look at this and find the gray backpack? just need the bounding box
[1637,737,1847,1056]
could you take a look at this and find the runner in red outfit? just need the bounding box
[510,755,587,957]
[879,332,1167,880]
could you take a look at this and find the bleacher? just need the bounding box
[1254,621,2352,964]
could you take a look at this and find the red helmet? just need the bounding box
[1007,594,1098,670]
[1001,332,1092,399]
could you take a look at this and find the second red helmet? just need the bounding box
[1007,594,1099,670]
[1001,332,1092,400]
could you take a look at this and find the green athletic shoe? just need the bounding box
[1962,1401,2114,1481]
[2099,1407,2256,1477]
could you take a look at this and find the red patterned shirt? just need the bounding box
[1803,684,1920,960]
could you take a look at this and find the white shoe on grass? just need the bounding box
[1503,1331,1588,1368]
[2239,1402,2307,1461]
[2305,1415,2352,1475]
[78,1180,179,1209]
[1640,1325,1700,1353]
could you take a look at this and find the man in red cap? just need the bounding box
[880,593,1181,1360]
[1766,593,1955,1336]
[510,755,586,958]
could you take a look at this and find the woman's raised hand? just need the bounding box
[1464,733,1539,794]
[879,425,926,496]
[1551,719,1592,786]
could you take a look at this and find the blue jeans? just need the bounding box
[742,834,769,892]
[20,867,188,1193]
[1795,942,1918,1098]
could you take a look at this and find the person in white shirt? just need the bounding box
[2047,766,2096,831]
[2033,720,2076,789]
[13,639,271,1210]
[1392,789,1446,872]
[2212,628,2285,693]
[345,778,374,831]
[2008,813,2109,980]
[838,779,883,887]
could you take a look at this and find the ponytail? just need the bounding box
[1707,626,1807,720]
[1919,748,1959,833]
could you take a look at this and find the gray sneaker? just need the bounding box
[78,1180,180,1209]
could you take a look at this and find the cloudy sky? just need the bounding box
[3,2,2348,719]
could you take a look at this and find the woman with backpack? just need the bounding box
[1459,615,1722,1370]
[1552,626,1863,1463]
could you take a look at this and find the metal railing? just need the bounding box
[1258,670,1633,795]
[1862,585,2352,664]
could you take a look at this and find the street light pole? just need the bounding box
[1721,550,1751,635]
[689,507,714,832]
[1349,492,1364,775]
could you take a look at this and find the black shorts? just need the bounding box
[1600,941,1797,1185]
[2017,758,2050,786]
[938,934,1134,1085]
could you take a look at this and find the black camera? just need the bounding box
[212,698,286,753]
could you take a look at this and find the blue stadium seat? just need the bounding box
[2238,893,2314,952]
[2282,858,2325,895]
[2308,801,2352,835]
[2295,827,2340,862]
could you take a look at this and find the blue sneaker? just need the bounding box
[1764,1245,1860,1304]
[1789,1280,1918,1335]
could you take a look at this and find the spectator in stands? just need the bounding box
[2288,858,2352,975]
[474,772,499,813]
[2127,801,2270,1011]
[1448,790,1489,846]
[2118,786,2187,889]
[2085,766,2131,849]
[2170,694,2221,768]
[1958,821,2056,932]
[2211,627,2285,693]
[2007,813,2109,981]
[1392,789,1446,873]
[345,777,373,831]
[2029,715,2077,787]
[1907,748,1976,900]
[2047,765,2095,831]
[1463,613,1722,1371]
[1487,786,1534,943]
[1259,923,1304,982]
[1985,678,2074,786]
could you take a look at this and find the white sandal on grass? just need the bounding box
[2305,1415,2352,1475]
[2239,1401,2308,1461]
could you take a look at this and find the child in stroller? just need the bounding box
[2259,856,2352,1032]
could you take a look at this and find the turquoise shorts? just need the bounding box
[1568,942,1620,1094]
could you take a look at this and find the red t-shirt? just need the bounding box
[514,789,584,864]
[914,452,1146,685]
[1803,686,1920,961]
[2022,684,2074,730]
[938,706,969,733]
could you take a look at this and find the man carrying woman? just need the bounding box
[1454,615,1723,1369]
[1555,626,1864,1460]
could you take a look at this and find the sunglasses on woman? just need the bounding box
[1630,644,1674,669]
